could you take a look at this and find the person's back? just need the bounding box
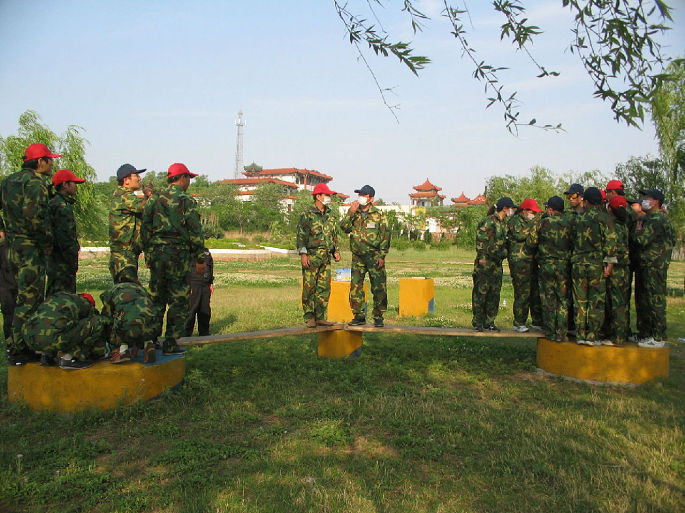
[536,215,574,263]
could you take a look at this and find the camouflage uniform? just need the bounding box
[634,211,676,340]
[571,206,618,342]
[142,184,205,350]
[100,282,160,349]
[21,292,109,361]
[0,239,17,341]
[296,203,339,321]
[109,186,146,283]
[472,213,507,328]
[507,212,542,326]
[0,166,52,355]
[531,213,574,340]
[563,209,581,331]
[340,205,390,320]
[47,191,79,295]
[604,220,630,343]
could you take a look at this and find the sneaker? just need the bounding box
[586,340,600,346]
[486,325,500,332]
[348,316,366,326]
[315,319,336,326]
[513,325,529,333]
[59,357,93,370]
[144,341,157,363]
[110,349,131,364]
[627,333,640,343]
[374,318,384,328]
[638,338,666,349]
[162,344,186,355]
[305,318,317,328]
[600,339,617,346]
[529,325,543,331]
[473,325,484,332]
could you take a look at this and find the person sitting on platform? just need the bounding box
[100,281,161,363]
[21,292,110,370]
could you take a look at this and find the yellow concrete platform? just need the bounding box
[7,351,185,413]
[536,338,669,385]
[318,330,363,358]
[327,281,367,323]
[399,278,434,317]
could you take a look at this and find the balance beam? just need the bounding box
[178,324,344,347]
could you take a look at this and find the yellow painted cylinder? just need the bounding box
[399,278,435,317]
[318,330,363,358]
[7,353,186,413]
[536,338,669,385]
[327,281,367,323]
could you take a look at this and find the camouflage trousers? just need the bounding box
[472,259,502,328]
[508,258,542,326]
[7,243,46,354]
[604,264,630,343]
[301,252,331,321]
[112,315,160,349]
[0,285,17,341]
[633,266,649,338]
[350,253,387,319]
[46,253,77,296]
[110,247,141,284]
[572,262,606,342]
[22,314,109,361]
[148,245,191,347]
[637,261,669,340]
[538,260,569,340]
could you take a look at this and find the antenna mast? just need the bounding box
[234,110,246,179]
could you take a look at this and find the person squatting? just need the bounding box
[471,182,676,348]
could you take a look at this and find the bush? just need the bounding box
[392,239,411,251]
[431,239,451,251]
[412,240,427,251]
[424,230,432,244]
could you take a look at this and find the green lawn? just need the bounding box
[1,248,683,512]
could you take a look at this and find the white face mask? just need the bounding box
[506,208,515,218]
[524,212,535,221]
[641,199,653,211]
[322,196,331,205]
[358,196,368,206]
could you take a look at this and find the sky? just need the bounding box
[1,0,684,203]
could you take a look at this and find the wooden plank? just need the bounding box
[178,324,343,347]
[343,324,543,338]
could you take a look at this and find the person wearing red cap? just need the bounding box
[142,163,206,354]
[0,143,60,364]
[507,198,543,332]
[296,183,340,327]
[109,163,152,284]
[46,169,86,295]
[602,195,630,345]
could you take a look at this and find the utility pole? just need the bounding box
[234,110,246,179]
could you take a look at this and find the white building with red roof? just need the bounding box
[409,179,446,213]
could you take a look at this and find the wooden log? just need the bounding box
[178,324,344,347]
[343,324,543,338]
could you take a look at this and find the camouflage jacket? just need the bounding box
[571,205,618,265]
[25,292,98,335]
[634,210,676,265]
[100,282,156,323]
[142,184,205,264]
[340,205,390,258]
[532,213,574,263]
[49,192,79,265]
[507,212,537,261]
[0,167,52,250]
[475,213,507,263]
[613,219,630,266]
[109,186,146,252]
[296,205,339,257]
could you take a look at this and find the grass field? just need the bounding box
[1,247,683,513]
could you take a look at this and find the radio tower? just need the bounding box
[234,110,246,179]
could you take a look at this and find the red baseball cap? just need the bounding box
[608,195,627,209]
[23,143,61,161]
[312,183,336,196]
[605,180,624,191]
[52,169,86,187]
[519,198,542,213]
[600,189,607,201]
[79,293,96,307]
[167,163,198,178]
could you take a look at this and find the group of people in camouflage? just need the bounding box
[472,181,676,348]
[0,143,210,369]
[297,183,390,328]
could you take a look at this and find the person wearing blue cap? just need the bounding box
[471,197,517,332]
[109,163,151,284]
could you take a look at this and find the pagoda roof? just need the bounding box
[413,178,442,192]
[219,177,299,189]
[469,194,487,205]
[243,167,333,181]
[409,191,447,199]
[451,192,470,203]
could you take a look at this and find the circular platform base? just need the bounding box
[536,338,669,385]
[7,351,185,413]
